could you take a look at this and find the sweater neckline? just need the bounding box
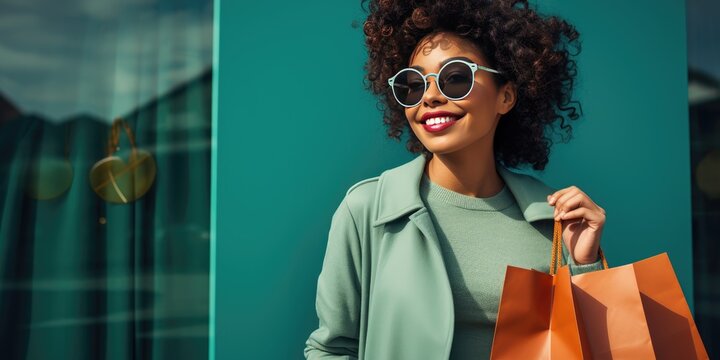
[420,171,515,211]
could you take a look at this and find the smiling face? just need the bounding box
[404,31,516,157]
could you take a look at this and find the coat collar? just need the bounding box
[372,154,557,227]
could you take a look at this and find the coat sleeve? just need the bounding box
[304,196,362,360]
[564,244,605,275]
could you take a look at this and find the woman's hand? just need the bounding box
[547,186,606,264]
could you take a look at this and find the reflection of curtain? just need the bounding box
[0,70,211,359]
[0,3,212,355]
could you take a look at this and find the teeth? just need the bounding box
[426,116,457,125]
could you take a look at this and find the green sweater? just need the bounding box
[419,171,601,359]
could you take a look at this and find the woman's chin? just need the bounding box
[422,144,463,156]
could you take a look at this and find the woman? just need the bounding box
[305,0,607,359]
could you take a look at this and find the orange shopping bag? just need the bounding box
[490,220,709,359]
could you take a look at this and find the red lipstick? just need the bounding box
[420,111,463,133]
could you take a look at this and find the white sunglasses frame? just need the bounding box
[387,59,503,108]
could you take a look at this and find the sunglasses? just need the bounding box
[387,59,503,107]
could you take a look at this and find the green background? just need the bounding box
[213,1,690,358]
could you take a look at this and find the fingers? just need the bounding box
[559,206,605,223]
[547,186,602,221]
[548,186,586,206]
[553,192,584,220]
[547,186,577,205]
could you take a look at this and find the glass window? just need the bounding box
[687,0,720,357]
[0,1,213,359]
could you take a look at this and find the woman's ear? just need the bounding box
[497,82,517,115]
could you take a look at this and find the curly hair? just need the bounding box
[361,0,583,171]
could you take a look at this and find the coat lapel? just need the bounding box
[496,165,558,222]
[371,156,426,227]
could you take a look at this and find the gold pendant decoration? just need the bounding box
[26,158,74,200]
[89,118,156,204]
[26,124,74,200]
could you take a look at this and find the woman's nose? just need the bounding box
[422,76,446,106]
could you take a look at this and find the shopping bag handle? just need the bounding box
[550,219,609,275]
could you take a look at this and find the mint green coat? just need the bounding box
[304,154,603,360]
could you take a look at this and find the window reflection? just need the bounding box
[687,0,720,357]
[0,1,212,359]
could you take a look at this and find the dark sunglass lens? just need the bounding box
[439,62,473,99]
[393,70,425,106]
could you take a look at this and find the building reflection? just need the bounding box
[688,67,720,358]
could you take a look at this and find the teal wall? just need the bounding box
[213,1,690,358]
